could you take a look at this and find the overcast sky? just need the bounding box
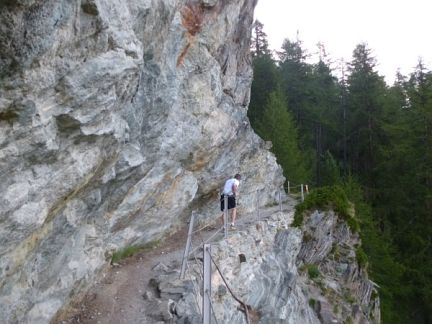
[254,0,431,83]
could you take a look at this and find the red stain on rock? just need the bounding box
[176,1,205,66]
[176,41,192,67]
[180,2,204,36]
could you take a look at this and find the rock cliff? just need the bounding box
[151,209,380,324]
[0,0,284,322]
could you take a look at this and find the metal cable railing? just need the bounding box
[187,226,224,259]
[185,262,203,315]
[206,289,220,324]
[208,252,252,324]
[179,179,311,323]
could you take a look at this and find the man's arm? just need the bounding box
[232,183,238,196]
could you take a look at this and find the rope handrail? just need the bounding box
[191,222,215,234]
[206,289,220,324]
[180,177,311,323]
[188,226,224,257]
[208,253,252,324]
[189,241,205,279]
[184,179,311,262]
[236,183,310,196]
[286,184,303,188]
[215,182,311,204]
[185,262,202,315]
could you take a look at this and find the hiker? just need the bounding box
[220,173,241,229]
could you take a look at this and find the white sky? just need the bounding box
[254,0,432,83]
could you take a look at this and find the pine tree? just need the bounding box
[369,59,432,323]
[251,20,271,58]
[248,36,432,321]
[248,21,279,128]
[400,62,432,321]
[346,43,387,190]
[255,90,309,183]
[309,55,341,185]
[278,37,312,126]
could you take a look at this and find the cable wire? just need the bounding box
[206,289,220,324]
[208,253,251,324]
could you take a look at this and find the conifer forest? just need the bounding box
[249,21,432,323]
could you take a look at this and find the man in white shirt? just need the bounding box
[220,173,241,229]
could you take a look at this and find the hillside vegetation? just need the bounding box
[250,21,432,323]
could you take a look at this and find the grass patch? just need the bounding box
[316,279,328,294]
[342,288,356,304]
[333,303,339,314]
[265,201,279,207]
[111,240,160,264]
[292,185,359,232]
[303,232,314,243]
[330,242,337,254]
[356,247,368,268]
[309,298,316,308]
[344,317,354,324]
[300,263,320,279]
[0,109,18,123]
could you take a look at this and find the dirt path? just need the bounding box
[55,227,189,324]
[55,198,297,324]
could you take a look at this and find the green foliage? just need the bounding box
[343,316,354,324]
[251,20,271,57]
[0,109,18,123]
[301,263,320,279]
[308,298,316,308]
[249,25,432,321]
[248,51,280,128]
[293,185,358,232]
[248,27,310,185]
[256,90,309,183]
[307,265,320,279]
[346,43,388,186]
[111,240,160,263]
[111,246,141,263]
[292,211,304,227]
[342,178,408,323]
[355,247,368,268]
[333,303,339,315]
[302,232,313,243]
[321,151,342,186]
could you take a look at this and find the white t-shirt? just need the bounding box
[223,178,240,196]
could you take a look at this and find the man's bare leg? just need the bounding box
[231,208,237,225]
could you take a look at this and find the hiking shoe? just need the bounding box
[230,224,237,230]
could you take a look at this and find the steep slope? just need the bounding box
[147,208,380,324]
[0,0,284,322]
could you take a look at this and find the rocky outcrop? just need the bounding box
[0,0,284,322]
[160,209,380,324]
[296,210,380,324]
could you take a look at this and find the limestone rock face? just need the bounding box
[297,210,380,324]
[0,0,283,322]
[207,213,319,324]
[171,210,380,324]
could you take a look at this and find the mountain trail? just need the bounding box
[55,198,298,324]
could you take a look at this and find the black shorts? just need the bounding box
[220,195,236,211]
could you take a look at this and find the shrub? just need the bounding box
[293,185,359,232]
[111,240,160,263]
[309,298,316,308]
[300,263,320,279]
[356,247,368,268]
